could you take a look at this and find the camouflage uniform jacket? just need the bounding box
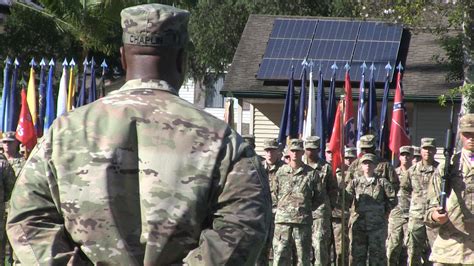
[425,151,474,264]
[404,161,439,222]
[0,154,16,205]
[274,164,322,225]
[307,159,337,219]
[345,173,397,231]
[6,79,272,266]
[8,156,25,176]
[263,159,284,210]
[391,166,411,218]
[347,156,400,192]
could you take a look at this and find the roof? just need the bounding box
[223,14,462,102]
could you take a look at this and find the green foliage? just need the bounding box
[439,83,474,113]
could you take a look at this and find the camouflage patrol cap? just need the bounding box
[289,139,304,151]
[121,4,189,47]
[2,131,17,142]
[420,138,436,148]
[263,138,279,150]
[344,147,357,158]
[412,146,421,156]
[359,134,376,148]
[361,153,377,163]
[399,145,413,155]
[459,113,474,133]
[304,136,320,149]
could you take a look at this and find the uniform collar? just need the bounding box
[117,79,179,96]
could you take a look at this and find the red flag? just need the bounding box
[344,71,356,147]
[329,100,343,175]
[388,71,410,156]
[16,87,37,151]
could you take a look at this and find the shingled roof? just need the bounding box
[223,14,462,101]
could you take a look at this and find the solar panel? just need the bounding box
[257,18,403,82]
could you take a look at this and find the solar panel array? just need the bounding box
[256,18,403,82]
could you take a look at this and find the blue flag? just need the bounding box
[315,68,327,159]
[356,63,367,145]
[297,64,307,136]
[6,59,20,132]
[0,57,11,132]
[88,57,97,104]
[44,59,56,132]
[77,58,88,108]
[368,64,378,139]
[326,63,337,140]
[37,59,47,137]
[378,63,392,155]
[278,67,296,145]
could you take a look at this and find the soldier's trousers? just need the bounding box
[407,222,431,266]
[312,217,331,266]
[256,215,274,266]
[350,226,387,266]
[332,217,349,266]
[0,207,5,266]
[273,223,311,266]
[387,215,409,266]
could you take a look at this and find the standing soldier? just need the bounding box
[273,139,322,266]
[347,134,399,191]
[258,138,284,266]
[332,147,356,265]
[304,136,336,266]
[425,113,474,265]
[405,138,439,265]
[345,153,397,265]
[387,145,414,265]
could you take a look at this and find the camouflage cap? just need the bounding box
[304,136,320,149]
[459,113,474,133]
[359,134,376,148]
[344,147,357,158]
[263,138,279,150]
[121,4,189,47]
[289,139,304,151]
[361,153,377,163]
[412,146,421,156]
[399,145,413,155]
[2,131,17,142]
[420,137,436,148]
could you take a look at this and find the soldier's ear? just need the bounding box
[120,46,127,72]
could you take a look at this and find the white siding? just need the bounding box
[179,79,195,104]
[253,102,283,156]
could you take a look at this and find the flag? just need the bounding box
[329,100,343,174]
[297,64,307,137]
[16,86,37,151]
[44,59,56,132]
[327,63,337,140]
[343,67,356,147]
[356,63,367,152]
[6,59,20,132]
[88,57,97,104]
[315,67,327,159]
[0,57,11,132]
[223,98,234,128]
[37,59,47,137]
[388,65,410,156]
[368,63,378,138]
[76,58,88,108]
[278,67,297,145]
[378,63,392,156]
[26,59,37,127]
[303,67,315,139]
[57,59,68,117]
[67,59,76,111]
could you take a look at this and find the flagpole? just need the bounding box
[340,95,346,266]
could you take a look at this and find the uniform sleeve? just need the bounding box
[2,161,16,202]
[183,130,272,265]
[325,165,338,210]
[6,134,91,265]
[312,171,324,210]
[386,163,400,193]
[382,178,397,213]
[344,179,355,208]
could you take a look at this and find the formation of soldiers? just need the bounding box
[249,132,452,265]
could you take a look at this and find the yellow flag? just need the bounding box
[26,65,37,126]
[67,59,76,111]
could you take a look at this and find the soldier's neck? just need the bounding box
[422,159,434,166]
[290,160,303,170]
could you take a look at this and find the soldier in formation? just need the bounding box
[304,136,337,265]
[387,145,414,265]
[6,4,271,265]
[273,139,322,266]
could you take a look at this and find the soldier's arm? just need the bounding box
[184,130,272,265]
[325,164,338,210]
[382,178,398,213]
[344,179,355,208]
[4,162,18,201]
[6,135,89,265]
